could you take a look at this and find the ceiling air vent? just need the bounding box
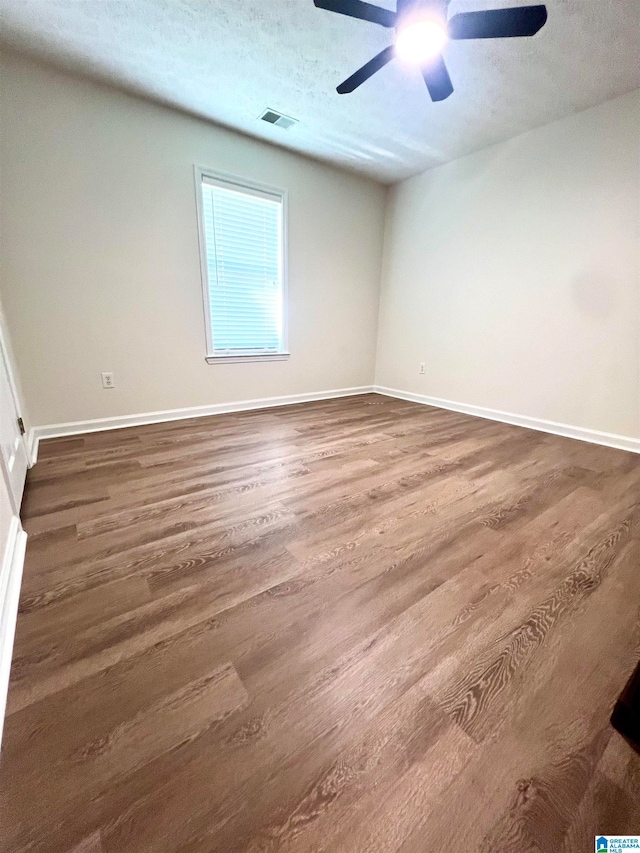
[259,109,298,130]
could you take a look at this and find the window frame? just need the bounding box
[194,165,289,364]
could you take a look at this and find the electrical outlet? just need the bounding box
[419,362,426,374]
[101,372,115,389]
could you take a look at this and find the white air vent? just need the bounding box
[259,109,298,130]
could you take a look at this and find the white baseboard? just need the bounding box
[28,386,375,465]
[27,383,640,465]
[0,516,27,748]
[375,386,640,455]
[27,429,38,469]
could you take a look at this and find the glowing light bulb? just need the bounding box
[395,20,448,64]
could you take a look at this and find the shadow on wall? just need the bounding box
[571,264,618,319]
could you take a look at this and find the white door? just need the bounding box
[0,339,28,512]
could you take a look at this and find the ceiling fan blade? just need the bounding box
[313,0,397,28]
[422,54,453,101]
[337,45,396,93]
[448,5,547,39]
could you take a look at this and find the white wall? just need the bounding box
[2,52,639,443]
[376,90,640,439]
[0,52,386,427]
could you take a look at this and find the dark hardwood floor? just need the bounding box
[1,393,639,852]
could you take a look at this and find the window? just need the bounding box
[195,168,288,363]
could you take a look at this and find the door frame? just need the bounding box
[0,312,30,515]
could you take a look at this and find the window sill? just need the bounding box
[206,353,290,365]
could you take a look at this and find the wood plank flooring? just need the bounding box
[1,392,639,852]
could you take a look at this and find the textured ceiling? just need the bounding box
[0,0,639,182]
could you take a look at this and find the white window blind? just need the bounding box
[198,173,286,360]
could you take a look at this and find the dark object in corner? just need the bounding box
[611,659,640,755]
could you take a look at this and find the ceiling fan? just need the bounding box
[313,0,548,101]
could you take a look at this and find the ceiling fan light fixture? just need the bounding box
[394,19,448,64]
